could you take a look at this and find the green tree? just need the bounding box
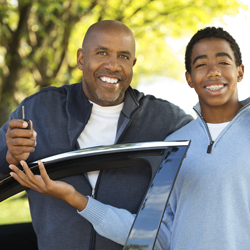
[0,0,245,126]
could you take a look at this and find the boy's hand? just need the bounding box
[9,160,88,211]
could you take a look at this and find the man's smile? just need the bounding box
[99,76,119,84]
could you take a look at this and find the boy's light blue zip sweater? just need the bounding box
[81,97,250,250]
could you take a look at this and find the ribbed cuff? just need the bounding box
[77,196,109,226]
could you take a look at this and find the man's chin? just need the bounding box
[95,94,124,106]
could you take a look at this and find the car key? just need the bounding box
[21,106,31,129]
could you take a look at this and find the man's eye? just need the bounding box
[98,52,107,55]
[119,55,129,60]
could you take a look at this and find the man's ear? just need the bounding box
[133,58,137,66]
[237,64,244,82]
[77,49,84,70]
[185,71,194,88]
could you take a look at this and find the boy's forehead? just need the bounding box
[191,38,234,59]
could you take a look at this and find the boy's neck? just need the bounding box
[201,101,243,124]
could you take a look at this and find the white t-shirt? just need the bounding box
[77,102,124,188]
[207,122,230,141]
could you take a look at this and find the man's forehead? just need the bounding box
[83,27,135,53]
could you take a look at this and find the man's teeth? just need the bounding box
[206,85,224,91]
[100,77,118,83]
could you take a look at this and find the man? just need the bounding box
[0,20,192,250]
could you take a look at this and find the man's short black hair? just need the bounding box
[185,27,242,73]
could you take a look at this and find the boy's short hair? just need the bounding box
[185,27,242,73]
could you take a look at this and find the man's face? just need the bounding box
[77,26,136,106]
[185,38,244,112]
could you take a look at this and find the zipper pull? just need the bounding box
[91,189,95,199]
[207,141,214,154]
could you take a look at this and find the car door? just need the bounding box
[0,141,190,250]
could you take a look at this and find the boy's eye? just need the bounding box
[220,62,230,65]
[196,63,205,68]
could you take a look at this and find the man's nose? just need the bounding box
[207,64,221,78]
[104,55,122,71]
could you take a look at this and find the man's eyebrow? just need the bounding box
[192,55,207,65]
[95,46,109,51]
[94,46,132,56]
[119,50,132,56]
[216,52,233,60]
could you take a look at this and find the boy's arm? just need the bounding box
[9,160,135,244]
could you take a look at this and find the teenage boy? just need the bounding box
[162,26,249,249]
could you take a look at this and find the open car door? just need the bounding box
[0,141,190,250]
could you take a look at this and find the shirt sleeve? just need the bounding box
[77,197,136,245]
[154,205,173,250]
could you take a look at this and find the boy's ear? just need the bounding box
[185,71,194,88]
[237,64,244,82]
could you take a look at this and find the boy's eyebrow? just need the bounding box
[216,52,233,60]
[192,52,233,65]
[192,55,207,65]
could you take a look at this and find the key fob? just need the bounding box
[21,118,31,130]
[21,106,31,130]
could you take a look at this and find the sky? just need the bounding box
[137,3,250,117]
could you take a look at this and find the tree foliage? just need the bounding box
[0,0,245,126]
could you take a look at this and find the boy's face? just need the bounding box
[185,37,244,112]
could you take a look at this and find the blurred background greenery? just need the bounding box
[0,0,248,224]
[0,191,31,224]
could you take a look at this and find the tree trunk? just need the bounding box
[0,2,32,127]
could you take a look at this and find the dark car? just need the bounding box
[0,141,189,250]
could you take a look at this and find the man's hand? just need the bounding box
[5,119,37,165]
[9,160,88,211]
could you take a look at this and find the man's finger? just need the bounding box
[8,119,29,129]
[7,128,36,140]
[8,145,36,156]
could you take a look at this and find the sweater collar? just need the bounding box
[193,97,250,118]
[67,83,142,120]
[66,83,143,148]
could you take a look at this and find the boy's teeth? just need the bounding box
[206,85,224,91]
[100,77,118,83]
